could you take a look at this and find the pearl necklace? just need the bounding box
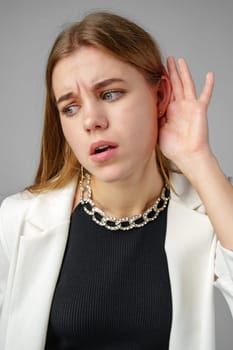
[79,173,170,231]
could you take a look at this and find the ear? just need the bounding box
[156,74,172,118]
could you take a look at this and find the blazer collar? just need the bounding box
[25,177,77,232]
[169,172,203,211]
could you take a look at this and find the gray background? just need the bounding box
[0,0,232,347]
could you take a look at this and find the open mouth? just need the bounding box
[94,145,114,154]
[90,141,118,157]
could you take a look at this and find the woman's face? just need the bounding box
[52,46,163,183]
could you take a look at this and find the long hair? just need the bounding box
[27,11,172,192]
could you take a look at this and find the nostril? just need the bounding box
[84,115,109,131]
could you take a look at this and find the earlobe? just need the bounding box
[157,76,172,117]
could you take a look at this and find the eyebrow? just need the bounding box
[56,78,125,106]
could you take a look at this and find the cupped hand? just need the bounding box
[159,56,215,174]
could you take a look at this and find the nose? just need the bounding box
[83,102,109,132]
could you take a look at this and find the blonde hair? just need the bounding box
[27,11,172,192]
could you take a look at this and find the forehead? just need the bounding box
[52,46,143,95]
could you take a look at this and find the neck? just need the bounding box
[91,161,164,218]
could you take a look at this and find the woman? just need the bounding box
[0,11,232,350]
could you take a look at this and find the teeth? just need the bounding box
[95,145,110,154]
[97,145,109,150]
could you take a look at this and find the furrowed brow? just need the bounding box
[56,92,77,106]
[92,78,125,90]
[56,78,125,105]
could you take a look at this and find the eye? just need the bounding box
[102,90,124,101]
[61,104,79,117]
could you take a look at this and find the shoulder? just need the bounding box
[0,179,77,258]
[0,191,39,260]
[0,176,78,221]
[169,171,206,213]
[170,172,233,213]
[0,190,39,222]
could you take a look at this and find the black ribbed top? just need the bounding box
[45,202,172,350]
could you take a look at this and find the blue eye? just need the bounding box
[62,105,79,117]
[102,90,123,101]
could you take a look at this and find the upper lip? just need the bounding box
[89,140,118,155]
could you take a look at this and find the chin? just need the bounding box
[90,166,133,184]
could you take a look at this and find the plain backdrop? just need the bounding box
[0,0,232,348]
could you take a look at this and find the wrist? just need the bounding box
[177,148,218,186]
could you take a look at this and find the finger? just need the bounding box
[170,90,175,102]
[167,56,184,100]
[199,72,214,106]
[178,58,197,100]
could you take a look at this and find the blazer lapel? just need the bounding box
[166,173,216,350]
[5,178,77,350]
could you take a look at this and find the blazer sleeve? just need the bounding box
[0,198,11,317]
[214,176,233,317]
[214,242,233,316]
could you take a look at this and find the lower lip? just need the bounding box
[90,147,118,163]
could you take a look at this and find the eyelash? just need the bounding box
[61,89,125,117]
[61,104,78,117]
[101,89,124,101]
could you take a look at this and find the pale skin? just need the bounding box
[53,47,233,250]
[53,47,166,218]
[162,57,233,251]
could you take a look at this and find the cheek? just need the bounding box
[60,121,74,145]
[125,103,158,143]
[60,119,84,154]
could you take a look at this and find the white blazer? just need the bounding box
[0,173,233,350]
